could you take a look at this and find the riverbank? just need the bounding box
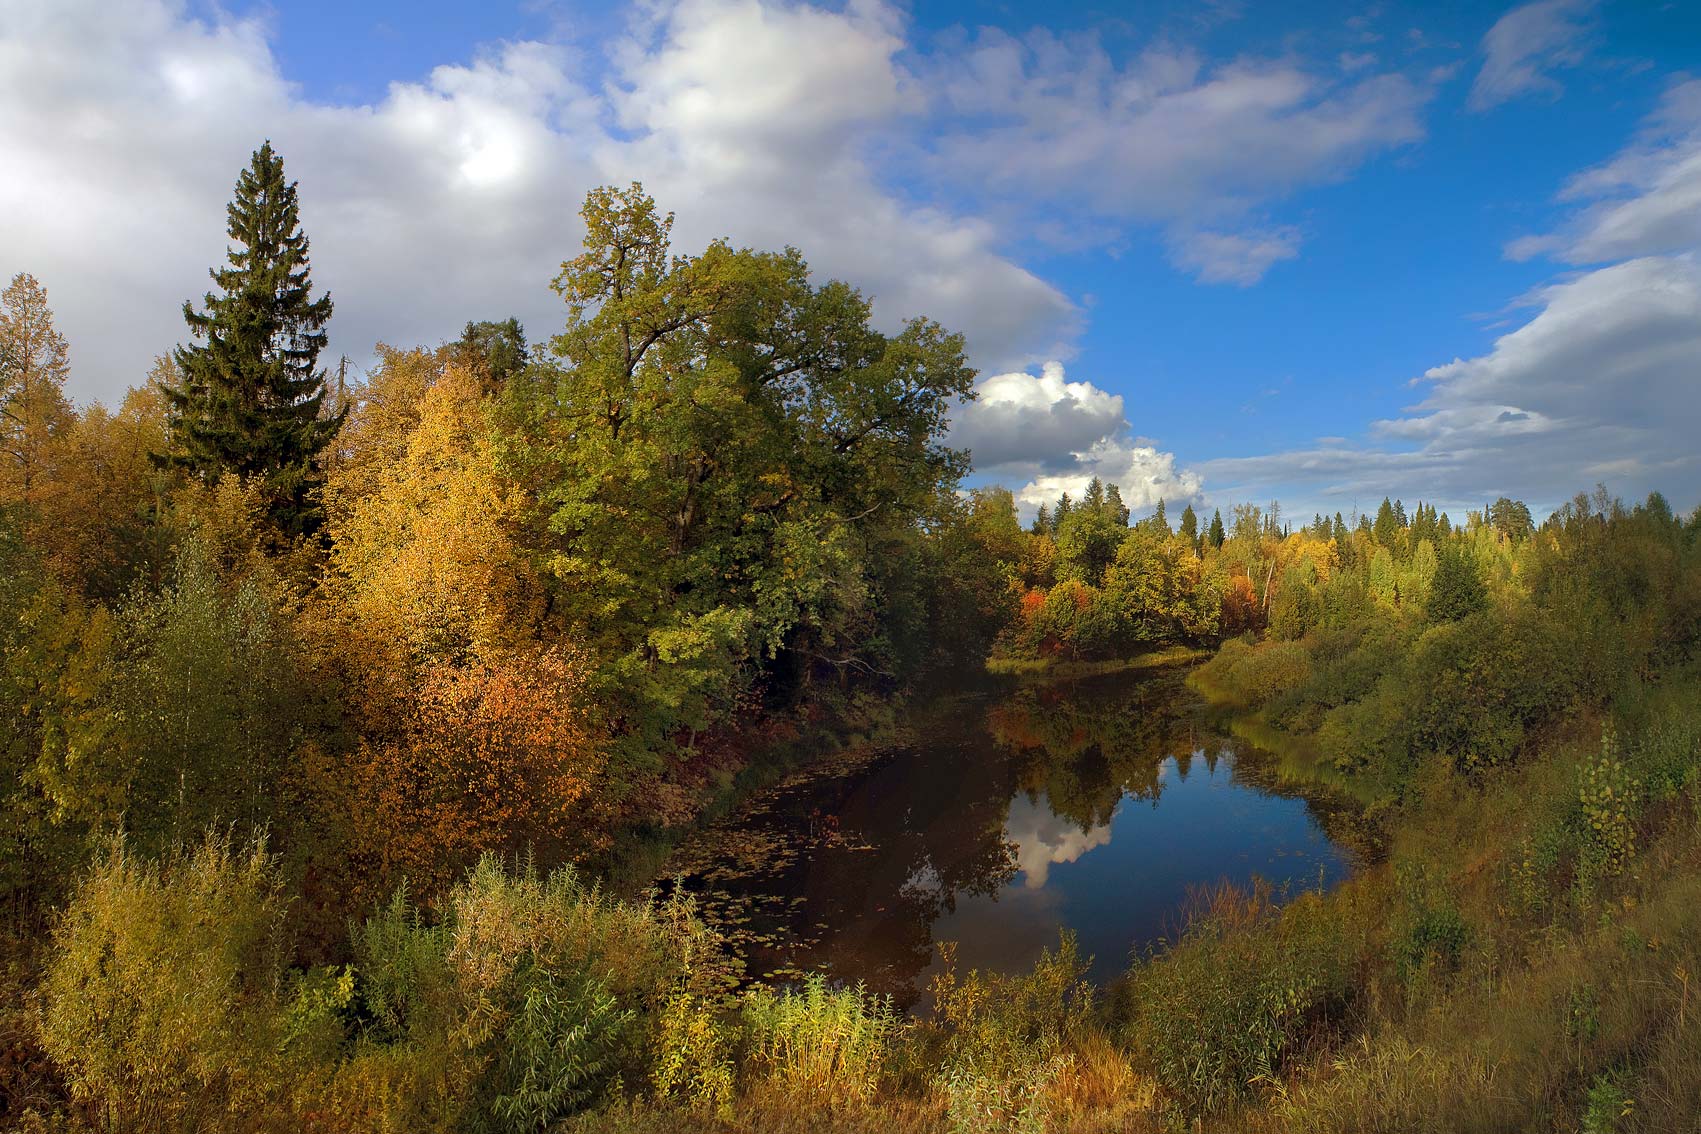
[984,643,1208,681]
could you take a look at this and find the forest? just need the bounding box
[4,144,1701,1134]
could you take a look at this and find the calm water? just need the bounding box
[664,666,1357,1008]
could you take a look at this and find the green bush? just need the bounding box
[740,974,899,1109]
[930,934,1094,1133]
[1115,886,1358,1114]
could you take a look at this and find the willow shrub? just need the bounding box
[39,834,300,1133]
[326,856,735,1132]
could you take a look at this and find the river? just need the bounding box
[662,664,1360,1009]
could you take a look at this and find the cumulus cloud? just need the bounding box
[951,362,1203,515]
[950,361,1125,471]
[0,0,1076,404]
[1469,0,1595,112]
[1167,226,1303,286]
[1017,439,1205,517]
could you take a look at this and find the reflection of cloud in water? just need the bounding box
[1006,794,1114,889]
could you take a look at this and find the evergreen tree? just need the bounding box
[1082,477,1106,515]
[1032,503,1051,536]
[159,141,342,535]
[1178,503,1198,544]
[1373,497,1399,549]
[1105,483,1129,526]
[1150,498,1170,535]
[1488,496,1534,541]
[1208,508,1225,549]
[1332,512,1348,544]
[1429,545,1486,622]
[1054,492,1074,526]
[453,317,529,387]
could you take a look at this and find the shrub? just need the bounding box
[39,833,297,1131]
[1578,727,1642,882]
[931,934,1094,1133]
[1116,884,1358,1114]
[740,975,899,1109]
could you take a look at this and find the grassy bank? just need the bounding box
[985,643,1208,682]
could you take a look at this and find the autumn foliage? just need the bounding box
[330,646,607,904]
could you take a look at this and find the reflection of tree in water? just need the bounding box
[666,668,1365,1010]
[988,670,1215,831]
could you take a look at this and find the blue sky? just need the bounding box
[2,0,1699,521]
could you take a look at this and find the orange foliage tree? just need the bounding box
[330,646,608,905]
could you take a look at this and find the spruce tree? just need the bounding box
[1179,503,1198,544]
[1208,508,1225,549]
[1105,483,1129,526]
[159,141,342,535]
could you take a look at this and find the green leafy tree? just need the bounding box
[1368,546,1398,607]
[508,184,975,740]
[159,142,342,536]
[1055,504,1126,587]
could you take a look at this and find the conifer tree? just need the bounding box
[1150,497,1170,535]
[1032,503,1051,535]
[1208,508,1225,549]
[1105,483,1129,526]
[1082,476,1106,514]
[159,141,342,535]
[1373,496,1399,548]
[1179,503,1198,544]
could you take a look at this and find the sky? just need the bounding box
[2,0,1699,522]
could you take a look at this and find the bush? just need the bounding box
[930,934,1094,1133]
[1115,884,1359,1114]
[39,834,298,1131]
[740,975,899,1109]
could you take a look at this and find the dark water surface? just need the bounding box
[664,666,1357,1008]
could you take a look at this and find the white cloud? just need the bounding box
[951,362,1203,515]
[950,361,1125,471]
[1167,225,1302,286]
[1507,79,1701,264]
[1469,0,1594,112]
[1199,255,1701,512]
[1018,439,1205,516]
[931,33,1429,227]
[0,0,1077,404]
